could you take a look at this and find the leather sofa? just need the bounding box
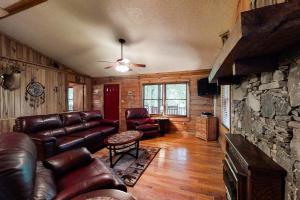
[14,110,119,160]
[125,108,160,138]
[0,132,126,200]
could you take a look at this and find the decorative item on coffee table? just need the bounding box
[105,131,143,168]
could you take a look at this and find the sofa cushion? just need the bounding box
[69,130,103,140]
[15,114,63,134]
[57,159,113,190]
[57,136,84,152]
[60,112,83,126]
[90,126,116,135]
[0,133,37,200]
[84,121,101,129]
[128,118,151,126]
[81,111,103,122]
[44,148,92,177]
[136,124,159,131]
[33,162,57,200]
[64,124,86,134]
[34,128,66,138]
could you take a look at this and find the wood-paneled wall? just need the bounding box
[0,33,92,132]
[93,70,214,133]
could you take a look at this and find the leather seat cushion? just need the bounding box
[57,159,112,191]
[90,126,115,135]
[84,120,101,129]
[69,130,104,144]
[33,162,57,200]
[81,111,103,122]
[136,124,159,131]
[57,136,84,152]
[128,119,151,126]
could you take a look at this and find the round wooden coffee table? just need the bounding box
[105,131,143,168]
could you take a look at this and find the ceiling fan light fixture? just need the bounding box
[115,63,129,73]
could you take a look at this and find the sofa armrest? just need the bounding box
[43,147,93,176]
[100,119,119,128]
[54,174,115,200]
[28,134,57,160]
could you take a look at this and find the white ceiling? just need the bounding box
[0,0,238,77]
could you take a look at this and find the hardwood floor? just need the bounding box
[95,132,225,200]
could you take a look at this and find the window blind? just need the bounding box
[221,85,230,129]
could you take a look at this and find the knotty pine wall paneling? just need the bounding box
[0,33,91,132]
[93,70,214,133]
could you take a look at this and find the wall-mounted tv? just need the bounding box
[197,78,219,96]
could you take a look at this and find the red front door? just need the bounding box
[104,84,119,120]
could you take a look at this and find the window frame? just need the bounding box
[67,87,74,111]
[143,83,163,115]
[142,82,189,117]
[221,85,231,129]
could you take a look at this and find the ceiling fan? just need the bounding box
[97,38,146,73]
[0,0,47,19]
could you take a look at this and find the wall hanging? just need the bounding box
[25,78,45,108]
[0,62,21,91]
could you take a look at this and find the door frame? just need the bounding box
[67,82,86,111]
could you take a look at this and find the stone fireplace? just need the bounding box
[231,55,300,199]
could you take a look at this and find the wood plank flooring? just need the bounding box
[95,132,225,200]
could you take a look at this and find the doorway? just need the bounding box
[104,84,119,120]
[68,82,86,111]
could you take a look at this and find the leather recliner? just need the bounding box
[125,108,160,138]
[14,110,119,160]
[0,132,126,200]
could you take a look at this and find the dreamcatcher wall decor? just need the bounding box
[25,78,45,108]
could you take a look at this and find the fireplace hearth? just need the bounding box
[224,134,286,200]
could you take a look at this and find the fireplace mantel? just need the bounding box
[209,1,300,84]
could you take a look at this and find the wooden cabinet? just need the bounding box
[195,116,217,141]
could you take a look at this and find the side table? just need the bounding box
[151,117,170,134]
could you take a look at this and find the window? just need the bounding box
[221,85,230,129]
[143,83,188,116]
[68,87,74,111]
[143,84,163,114]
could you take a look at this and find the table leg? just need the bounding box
[136,141,139,158]
[109,146,113,168]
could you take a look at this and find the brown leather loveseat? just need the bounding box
[14,110,119,160]
[0,132,126,200]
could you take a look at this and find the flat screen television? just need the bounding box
[197,78,219,96]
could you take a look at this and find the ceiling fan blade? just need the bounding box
[104,66,113,69]
[131,63,146,68]
[96,61,115,63]
[0,0,47,19]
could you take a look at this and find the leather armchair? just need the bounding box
[0,132,127,200]
[125,108,160,138]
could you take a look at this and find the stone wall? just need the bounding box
[231,60,300,199]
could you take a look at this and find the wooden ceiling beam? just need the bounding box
[233,56,278,76]
[217,76,243,85]
[0,0,47,19]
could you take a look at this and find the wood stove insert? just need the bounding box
[224,134,286,200]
